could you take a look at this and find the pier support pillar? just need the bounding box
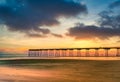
[44,50,47,57]
[69,49,73,57]
[28,50,31,57]
[41,50,44,57]
[95,49,99,57]
[61,49,67,57]
[104,48,110,57]
[48,50,54,57]
[86,49,90,57]
[39,50,42,57]
[37,50,39,57]
[34,51,36,57]
[116,48,120,57]
[77,49,81,57]
[55,50,60,57]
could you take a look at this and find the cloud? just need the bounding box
[26,33,46,38]
[66,23,120,40]
[27,33,63,38]
[0,0,87,37]
[109,0,120,8]
[51,33,63,38]
[67,0,120,40]
[98,1,120,29]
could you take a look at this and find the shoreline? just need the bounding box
[0,57,120,61]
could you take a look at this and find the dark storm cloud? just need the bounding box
[67,0,120,40]
[0,0,87,37]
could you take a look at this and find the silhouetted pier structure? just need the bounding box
[28,47,120,57]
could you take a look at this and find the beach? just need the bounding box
[0,57,120,82]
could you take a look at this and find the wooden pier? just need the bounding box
[28,47,120,57]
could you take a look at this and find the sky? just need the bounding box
[0,0,120,54]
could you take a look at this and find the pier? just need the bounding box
[28,47,120,57]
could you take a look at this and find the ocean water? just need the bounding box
[0,57,120,82]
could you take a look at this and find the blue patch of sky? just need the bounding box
[0,0,6,5]
[78,0,116,25]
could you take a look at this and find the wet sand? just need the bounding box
[0,58,120,82]
[0,66,65,82]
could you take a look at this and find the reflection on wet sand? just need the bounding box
[0,66,63,82]
[0,58,120,82]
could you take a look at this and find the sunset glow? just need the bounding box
[0,1,120,82]
[0,0,120,55]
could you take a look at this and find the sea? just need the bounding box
[0,56,120,82]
